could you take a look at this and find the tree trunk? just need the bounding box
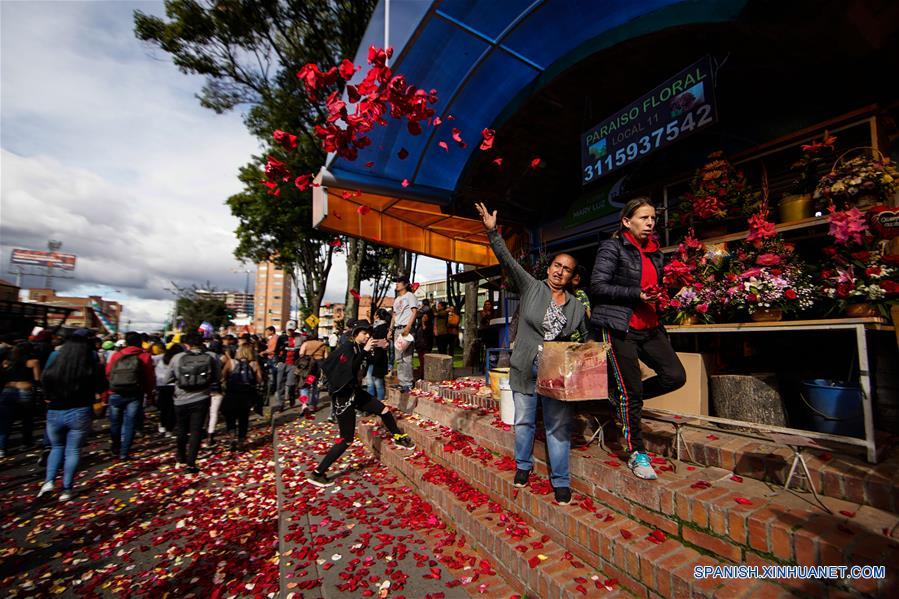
[463,278,479,367]
[344,237,366,321]
[710,373,787,431]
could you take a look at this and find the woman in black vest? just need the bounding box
[590,198,686,480]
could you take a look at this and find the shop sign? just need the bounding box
[563,175,628,229]
[10,248,77,270]
[580,56,717,185]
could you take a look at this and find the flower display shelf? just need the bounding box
[660,214,829,254]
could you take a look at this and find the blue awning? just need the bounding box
[325,0,748,200]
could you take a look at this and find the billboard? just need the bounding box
[581,56,717,185]
[10,248,77,271]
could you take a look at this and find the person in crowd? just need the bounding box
[446,304,461,358]
[259,325,280,407]
[307,320,415,487]
[222,334,237,359]
[366,309,391,401]
[591,198,686,481]
[569,265,593,343]
[276,322,301,412]
[433,301,451,355]
[478,299,499,368]
[392,275,419,392]
[154,342,182,436]
[0,342,42,457]
[167,332,221,474]
[414,298,434,374]
[475,202,587,505]
[221,342,261,451]
[385,309,396,376]
[105,332,155,460]
[296,332,329,414]
[38,329,103,501]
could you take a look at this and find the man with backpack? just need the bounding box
[166,332,221,474]
[105,332,155,460]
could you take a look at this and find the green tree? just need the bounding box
[170,283,234,331]
[134,0,378,321]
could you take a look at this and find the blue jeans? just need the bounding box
[299,382,320,408]
[108,394,140,457]
[512,359,572,488]
[0,387,35,449]
[366,364,385,401]
[45,407,92,490]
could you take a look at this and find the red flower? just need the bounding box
[696,303,709,314]
[273,130,298,151]
[883,254,899,266]
[823,246,838,257]
[747,294,759,302]
[851,251,871,262]
[756,253,782,266]
[865,266,882,277]
[480,129,495,151]
[329,238,342,248]
[784,289,798,300]
[836,283,853,298]
[881,280,899,294]
[338,58,356,80]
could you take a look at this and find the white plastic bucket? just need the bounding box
[499,378,514,425]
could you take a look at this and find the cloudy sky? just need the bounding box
[1,0,444,330]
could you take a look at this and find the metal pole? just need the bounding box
[384,0,390,63]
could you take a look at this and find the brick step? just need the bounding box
[355,421,635,599]
[363,414,803,599]
[394,387,899,597]
[412,380,899,515]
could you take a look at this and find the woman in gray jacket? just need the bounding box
[475,202,587,505]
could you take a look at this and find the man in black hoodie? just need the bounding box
[307,320,414,488]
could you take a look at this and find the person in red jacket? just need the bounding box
[105,332,156,459]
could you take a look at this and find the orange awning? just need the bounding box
[312,173,500,267]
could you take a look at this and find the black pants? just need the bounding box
[608,327,686,454]
[223,387,254,440]
[436,334,454,356]
[316,389,401,475]
[156,386,176,431]
[175,398,210,467]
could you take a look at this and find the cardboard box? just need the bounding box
[640,352,710,416]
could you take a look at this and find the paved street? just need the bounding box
[0,400,503,598]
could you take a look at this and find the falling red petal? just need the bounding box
[365,161,375,168]
[433,116,443,126]
[451,128,463,143]
[529,157,542,169]
[398,148,409,160]
[438,141,449,152]
[492,157,503,166]
[401,179,410,188]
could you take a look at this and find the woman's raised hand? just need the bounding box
[475,202,497,231]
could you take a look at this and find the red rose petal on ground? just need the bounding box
[837,524,855,535]
[731,475,743,482]
[357,205,371,215]
[619,529,633,539]
[707,434,719,440]
[839,510,856,518]
[650,530,666,542]
[398,148,409,160]
[690,481,711,489]
[734,497,752,505]
[529,157,541,169]
[575,584,588,595]
[604,461,622,468]
[603,514,614,522]
[819,452,833,461]
[687,466,696,471]
[527,556,540,568]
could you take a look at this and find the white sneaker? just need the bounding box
[628,452,658,480]
[59,490,73,502]
[37,481,55,498]
[158,425,166,434]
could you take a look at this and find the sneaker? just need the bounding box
[628,452,658,480]
[158,425,166,434]
[554,486,572,505]
[513,469,530,488]
[37,481,55,498]
[307,471,333,488]
[186,466,200,475]
[59,489,73,502]
[393,433,415,450]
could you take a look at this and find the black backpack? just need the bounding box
[229,358,256,387]
[109,353,142,395]
[176,352,213,391]
[294,354,316,380]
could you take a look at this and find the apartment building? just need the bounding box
[254,261,292,333]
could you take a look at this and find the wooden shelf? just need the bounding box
[666,316,892,332]
[660,215,830,253]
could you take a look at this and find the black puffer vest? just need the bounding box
[589,234,664,333]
